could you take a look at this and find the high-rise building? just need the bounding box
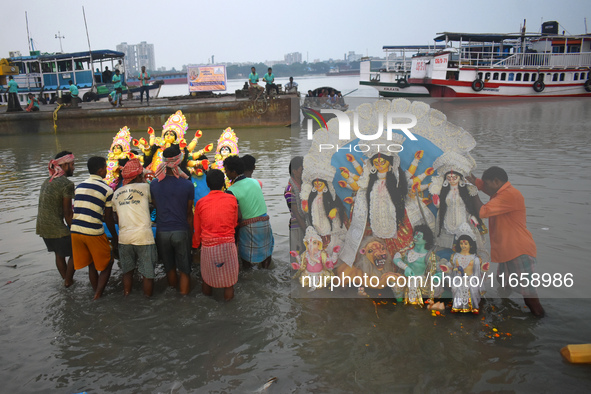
[116,41,156,74]
[136,41,156,73]
[284,52,302,65]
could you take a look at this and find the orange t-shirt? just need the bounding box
[193,190,238,248]
[476,180,537,263]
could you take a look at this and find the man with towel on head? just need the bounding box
[36,151,76,287]
[150,144,194,295]
[113,158,157,297]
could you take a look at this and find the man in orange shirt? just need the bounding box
[193,169,239,301]
[469,166,545,317]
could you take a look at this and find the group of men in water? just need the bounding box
[36,148,273,301]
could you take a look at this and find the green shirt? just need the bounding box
[263,72,275,84]
[69,84,79,97]
[36,176,75,238]
[138,71,150,86]
[112,74,122,89]
[248,72,259,84]
[227,177,267,220]
[8,79,18,93]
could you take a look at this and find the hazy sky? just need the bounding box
[1,0,589,69]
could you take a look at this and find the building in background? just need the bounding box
[284,52,302,65]
[346,51,363,62]
[116,41,156,74]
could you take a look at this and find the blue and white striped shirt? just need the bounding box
[71,174,113,236]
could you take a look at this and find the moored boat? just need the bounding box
[407,21,591,97]
[0,50,163,105]
[359,46,444,97]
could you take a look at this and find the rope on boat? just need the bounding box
[53,103,64,134]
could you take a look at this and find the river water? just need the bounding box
[1,76,590,392]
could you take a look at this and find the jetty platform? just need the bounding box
[0,93,300,135]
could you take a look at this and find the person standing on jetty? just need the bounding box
[112,69,122,90]
[138,66,151,106]
[224,156,274,269]
[71,157,118,300]
[150,145,195,295]
[36,151,76,287]
[468,166,545,317]
[5,76,23,112]
[193,169,240,301]
[112,159,157,297]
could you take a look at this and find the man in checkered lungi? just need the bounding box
[469,166,545,317]
[224,156,274,269]
[193,169,240,301]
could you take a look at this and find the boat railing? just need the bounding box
[493,52,591,68]
[457,49,514,67]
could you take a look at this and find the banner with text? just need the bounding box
[187,65,227,92]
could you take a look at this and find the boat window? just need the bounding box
[560,73,565,81]
[42,62,54,72]
[552,73,558,82]
[574,73,578,81]
[485,72,491,80]
[582,72,588,80]
[27,62,40,73]
[508,73,514,81]
[478,72,483,80]
[493,72,499,80]
[500,73,506,81]
[523,73,530,82]
[516,73,522,81]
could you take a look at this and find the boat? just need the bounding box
[126,71,187,86]
[301,86,349,128]
[326,66,360,76]
[0,50,163,105]
[359,46,444,97]
[407,21,591,97]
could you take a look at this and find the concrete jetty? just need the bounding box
[0,94,300,135]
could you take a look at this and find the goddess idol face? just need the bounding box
[313,179,326,193]
[164,130,177,144]
[372,155,391,174]
[220,146,232,157]
[446,172,460,186]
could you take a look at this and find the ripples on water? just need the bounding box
[0,98,590,392]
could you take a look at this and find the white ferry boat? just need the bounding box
[359,46,444,97]
[407,21,591,97]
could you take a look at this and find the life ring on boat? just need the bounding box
[533,80,545,92]
[471,79,484,92]
[397,77,410,88]
[584,79,591,92]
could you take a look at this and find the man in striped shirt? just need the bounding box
[71,157,119,299]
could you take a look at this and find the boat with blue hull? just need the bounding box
[0,50,162,105]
